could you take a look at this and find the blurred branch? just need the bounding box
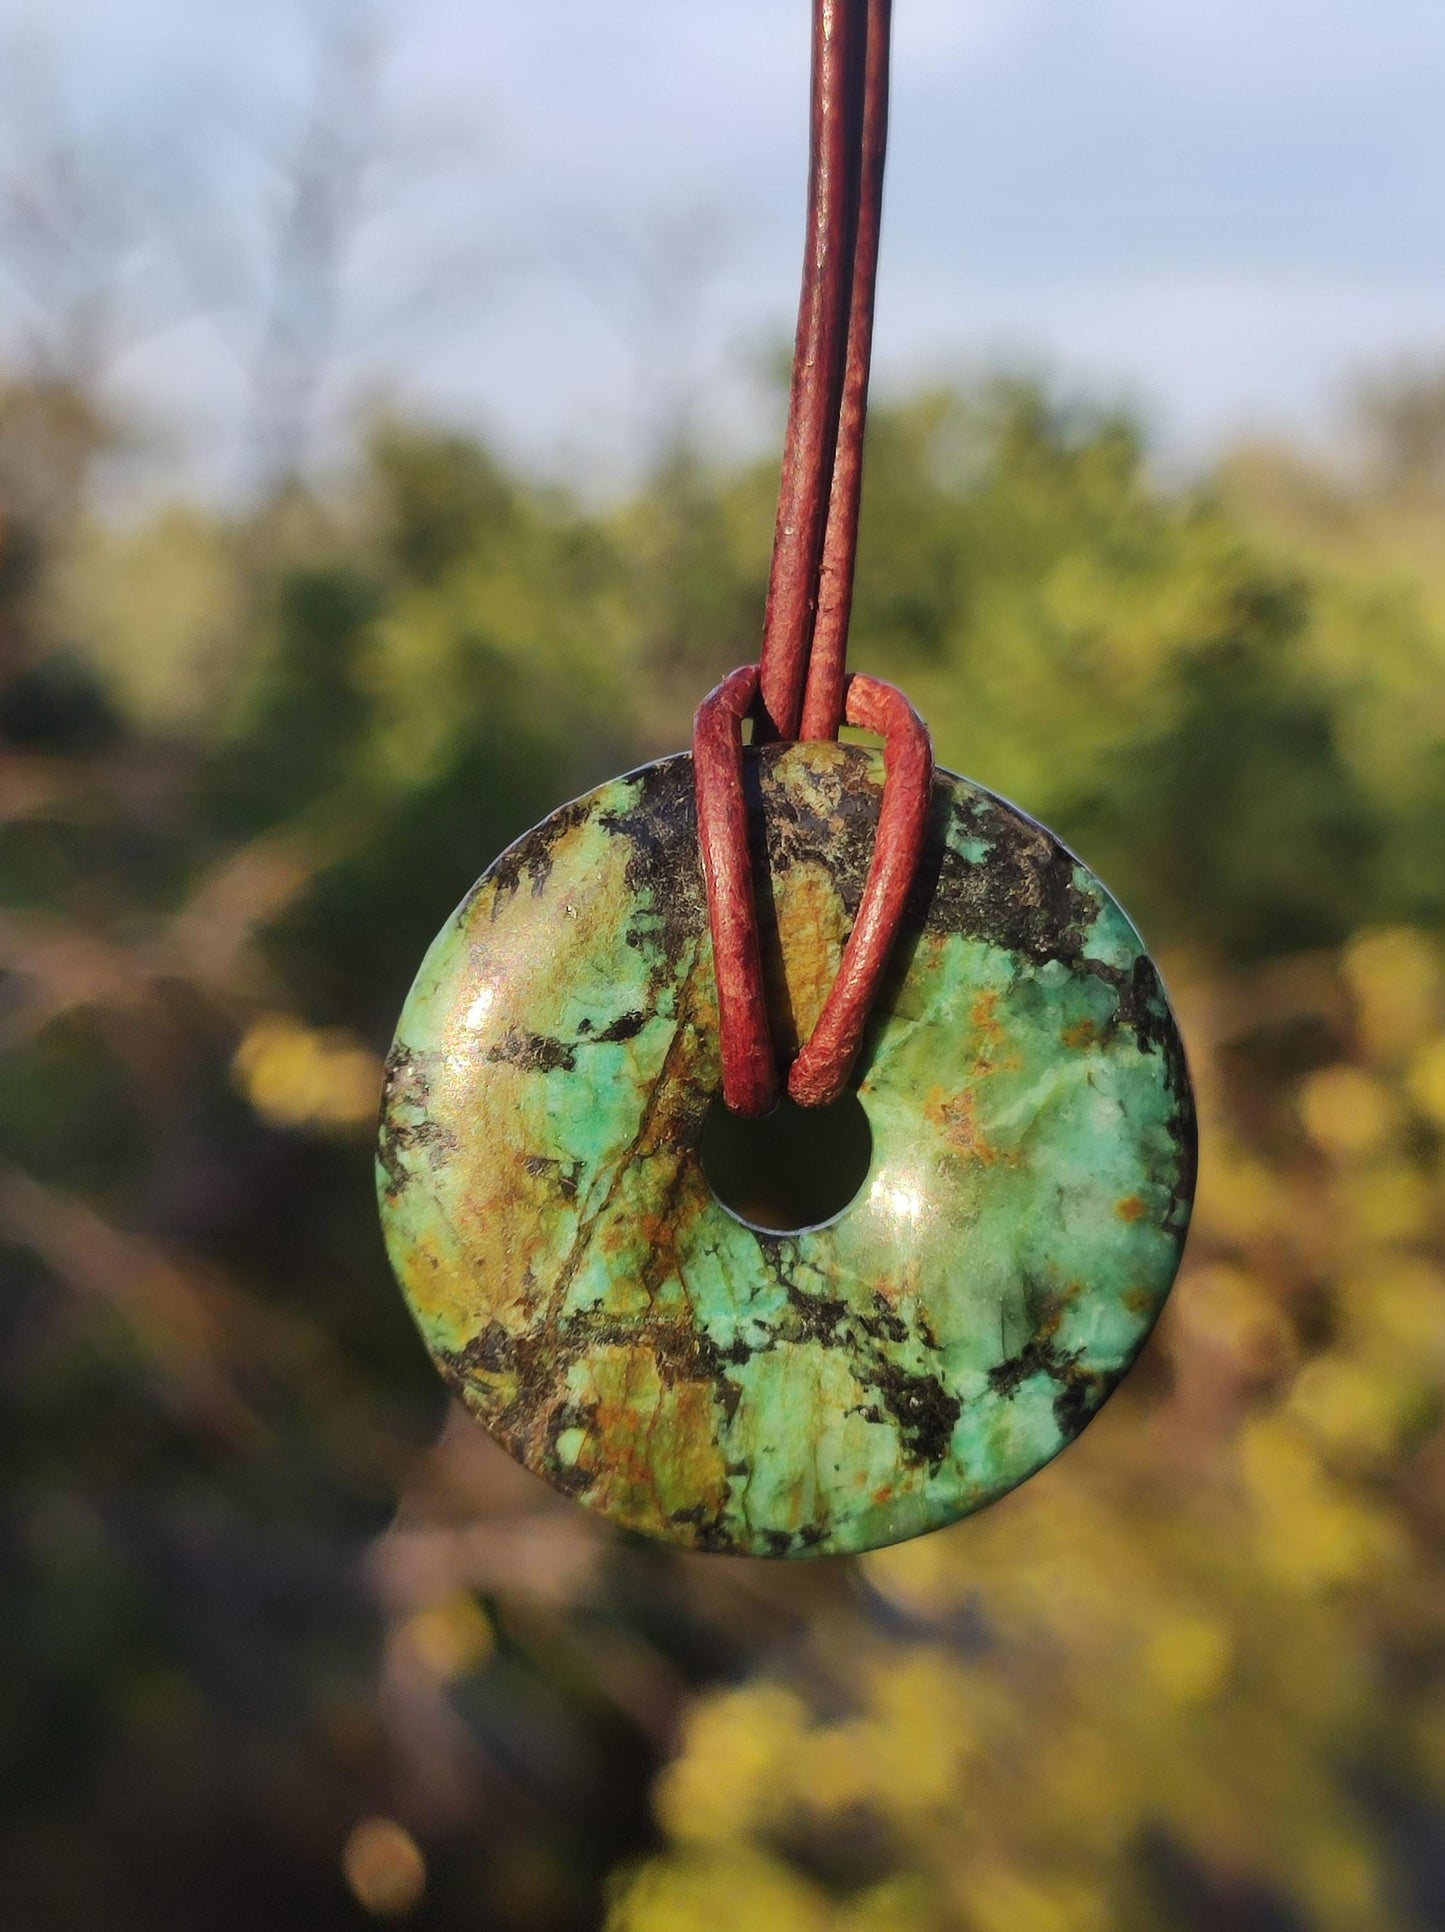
[247,6,384,489]
[243,2,506,493]
[555,198,740,465]
[0,1155,422,1493]
[0,1161,265,1448]
[0,43,173,392]
[0,821,345,1050]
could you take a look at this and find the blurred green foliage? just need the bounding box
[3,367,1445,1929]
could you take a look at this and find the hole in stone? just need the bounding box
[701,1089,873,1233]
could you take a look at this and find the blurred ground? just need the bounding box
[4,362,1445,1932]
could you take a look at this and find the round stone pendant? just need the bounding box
[377,743,1195,1557]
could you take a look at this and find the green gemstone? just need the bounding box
[377,743,1195,1557]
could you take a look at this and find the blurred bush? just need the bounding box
[2,363,1445,1930]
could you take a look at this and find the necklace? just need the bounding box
[377,0,1196,1558]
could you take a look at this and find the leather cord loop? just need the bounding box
[692,0,934,1114]
[695,668,932,1114]
[694,665,777,1118]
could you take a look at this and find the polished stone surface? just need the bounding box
[377,743,1195,1557]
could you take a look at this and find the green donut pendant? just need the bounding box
[377,743,1195,1557]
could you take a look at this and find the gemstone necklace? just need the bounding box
[377,0,1196,1558]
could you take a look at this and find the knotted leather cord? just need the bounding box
[694,0,933,1117]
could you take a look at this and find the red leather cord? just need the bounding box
[799,0,891,744]
[694,664,777,1118]
[787,674,931,1106]
[694,0,933,1116]
[756,0,861,744]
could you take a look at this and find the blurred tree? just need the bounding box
[1,357,1445,1932]
[1354,361,1445,493]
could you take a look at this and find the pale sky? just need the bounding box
[4,0,1445,496]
